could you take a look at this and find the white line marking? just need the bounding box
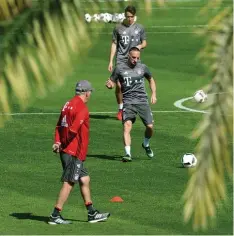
[173,97,208,114]
[87,7,210,10]
[98,31,215,35]
[0,110,198,116]
[150,24,207,28]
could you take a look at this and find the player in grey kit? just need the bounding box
[108,5,147,121]
[106,47,157,162]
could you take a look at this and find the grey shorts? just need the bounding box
[122,103,154,126]
[60,152,88,184]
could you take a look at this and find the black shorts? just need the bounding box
[122,103,154,126]
[60,152,88,184]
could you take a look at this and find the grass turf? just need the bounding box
[0,1,233,235]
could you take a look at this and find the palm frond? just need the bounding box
[0,0,125,122]
[0,0,164,126]
[183,1,233,231]
[0,0,31,22]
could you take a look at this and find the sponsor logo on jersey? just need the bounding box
[121,35,130,45]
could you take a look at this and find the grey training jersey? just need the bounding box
[110,62,152,104]
[112,23,146,64]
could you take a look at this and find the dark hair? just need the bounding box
[129,47,140,53]
[124,5,136,15]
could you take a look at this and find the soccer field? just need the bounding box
[0,0,233,235]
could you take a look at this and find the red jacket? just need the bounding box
[54,96,89,161]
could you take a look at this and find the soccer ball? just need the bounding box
[85,13,92,23]
[93,14,100,22]
[193,90,207,103]
[103,13,112,23]
[118,13,125,23]
[99,13,105,22]
[112,13,120,23]
[181,153,197,168]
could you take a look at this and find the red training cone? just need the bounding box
[110,196,124,202]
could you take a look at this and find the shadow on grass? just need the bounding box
[9,213,86,223]
[176,165,185,168]
[90,114,117,120]
[87,154,122,161]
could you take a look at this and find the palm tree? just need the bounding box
[183,0,233,231]
[0,0,128,126]
[0,0,232,231]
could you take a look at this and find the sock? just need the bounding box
[52,206,61,217]
[85,202,96,213]
[118,103,123,110]
[143,138,150,147]
[125,146,131,156]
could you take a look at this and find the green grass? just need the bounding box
[0,1,233,235]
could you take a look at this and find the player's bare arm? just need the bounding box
[108,41,117,72]
[147,77,157,104]
[137,40,147,50]
[106,78,116,89]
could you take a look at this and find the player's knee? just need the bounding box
[124,120,132,130]
[79,175,90,185]
[146,124,153,129]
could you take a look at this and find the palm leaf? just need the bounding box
[0,0,124,120]
[183,0,233,231]
[0,0,165,125]
[0,0,31,22]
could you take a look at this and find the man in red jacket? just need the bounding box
[48,80,110,225]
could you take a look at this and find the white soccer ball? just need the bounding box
[193,90,207,103]
[103,13,112,23]
[118,13,125,23]
[93,14,100,22]
[112,13,119,23]
[85,13,92,23]
[98,13,104,21]
[181,153,197,168]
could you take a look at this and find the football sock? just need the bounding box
[125,146,131,156]
[85,202,96,213]
[52,206,61,217]
[118,103,123,110]
[143,138,150,147]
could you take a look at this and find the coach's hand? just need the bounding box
[52,143,61,153]
[151,95,157,104]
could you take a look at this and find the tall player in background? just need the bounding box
[108,5,147,120]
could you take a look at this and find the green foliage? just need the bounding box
[183,0,233,231]
[0,0,124,125]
